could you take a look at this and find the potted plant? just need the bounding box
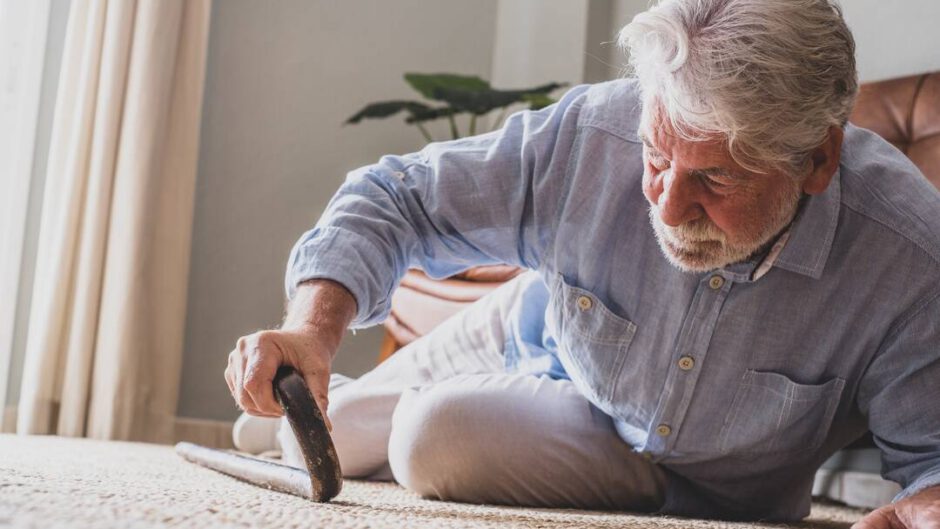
[346,72,564,141]
[345,73,566,361]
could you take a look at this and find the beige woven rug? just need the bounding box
[1,434,867,528]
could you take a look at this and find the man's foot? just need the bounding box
[232,412,281,454]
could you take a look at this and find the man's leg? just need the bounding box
[386,372,668,512]
[279,271,544,479]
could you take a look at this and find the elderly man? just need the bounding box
[225,0,940,525]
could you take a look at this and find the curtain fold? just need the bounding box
[16,0,211,444]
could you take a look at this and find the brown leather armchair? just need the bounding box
[380,71,940,362]
[379,265,522,361]
[849,71,940,190]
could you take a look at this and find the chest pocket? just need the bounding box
[718,370,846,457]
[548,274,636,409]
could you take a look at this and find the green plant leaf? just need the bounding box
[404,106,460,124]
[404,73,491,100]
[345,100,434,124]
[433,82,566,115]
[346,76,566,136]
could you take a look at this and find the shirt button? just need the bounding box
[678,356,695,371]
[576,295,593,311]
[656,424,672,437]
[392,171,405,180]
[708,275,725,290]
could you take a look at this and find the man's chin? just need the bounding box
[660,238,736,273]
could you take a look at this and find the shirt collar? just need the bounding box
[771,168,842,280]
[752,229,791,281]
[720,229,788,283]
[718,168,841,283]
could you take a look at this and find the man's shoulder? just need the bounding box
[574,78,644,143]
[839,124,940,268]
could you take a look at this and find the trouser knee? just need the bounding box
[387,379,497,500]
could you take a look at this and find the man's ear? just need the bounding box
[802,125,844,195]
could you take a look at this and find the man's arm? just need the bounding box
[853,291,940,528]
[284,84,590,329]
[229,84,592,417]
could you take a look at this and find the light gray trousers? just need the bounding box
[279,271,668,512]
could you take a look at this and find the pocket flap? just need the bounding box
[718,370,846,456]
[551,274,636,345]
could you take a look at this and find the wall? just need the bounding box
[490,0,592,89]
[177,0,499,421]
[598,0,940,84]
[840,0,940,82]
[488,0,639,88]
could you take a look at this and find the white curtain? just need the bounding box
[16,0,211,443]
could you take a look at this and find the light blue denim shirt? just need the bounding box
[286,80,940,521]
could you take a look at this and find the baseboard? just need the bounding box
[3,405,233,449]
[173,416,235,449]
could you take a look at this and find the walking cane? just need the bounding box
[176,366,343,502]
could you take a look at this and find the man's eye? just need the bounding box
[702,173,733,189]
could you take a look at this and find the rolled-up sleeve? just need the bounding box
[857,289,940,502]
[286,84,590,328]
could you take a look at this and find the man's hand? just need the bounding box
[852,485,940,529]
[224,279,357,431]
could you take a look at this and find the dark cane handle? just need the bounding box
[273,366,343,502]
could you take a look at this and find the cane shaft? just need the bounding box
[175,442,312,498]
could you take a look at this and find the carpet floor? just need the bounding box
[1,434,868,528]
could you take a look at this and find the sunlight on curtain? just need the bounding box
[15,0,211,443]
[0,0,52,432]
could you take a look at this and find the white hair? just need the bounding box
[619,0,858,174]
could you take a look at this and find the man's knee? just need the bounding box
[387,380,496,499]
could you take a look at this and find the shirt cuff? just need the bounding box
[894,465,940,503]
[285,226,398,329]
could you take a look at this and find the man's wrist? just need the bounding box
[282,278,358,349]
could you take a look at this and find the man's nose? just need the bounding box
[654,169,703,227]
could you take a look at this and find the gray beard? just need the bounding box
[648,185,803,273]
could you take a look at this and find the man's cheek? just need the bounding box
[702,209,736,242]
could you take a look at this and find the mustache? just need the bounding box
[649,207,726,244]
